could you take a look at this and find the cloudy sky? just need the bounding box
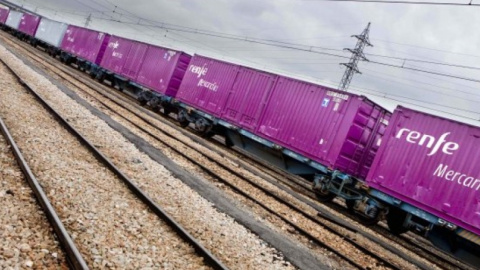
[5,0,480,126]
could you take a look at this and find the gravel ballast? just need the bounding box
[25,47,420,269]
[0,40,305,269]
[0,124,68,269]
[0,50,210,269]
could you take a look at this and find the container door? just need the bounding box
[222,68,276,131]
[123,42,148,80]
[335,102,388,178]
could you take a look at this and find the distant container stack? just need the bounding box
[17,13,40,37]
[34,17,68,47]
[367,106,480,236]
[0,7,9,24]
[5,10,22,30]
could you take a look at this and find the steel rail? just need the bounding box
[0,57,228,270]
[0,114,88,269]
[5,31,470,270]
[17,51,401,270]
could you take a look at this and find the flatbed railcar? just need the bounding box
[174,54,391,221]
[89,34,191,112]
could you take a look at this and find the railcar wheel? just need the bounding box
[225,137,234,148]
[162,108,171,116]
[387,207,408,235]
[358,214,381,226]
[203,131,215,138]
[314,190,336,202]
[346,199,356,213]
[177,110,190,128]
[346,199,380,225]
[151,105,162,112]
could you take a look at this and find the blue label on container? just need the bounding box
[322,98,330,107]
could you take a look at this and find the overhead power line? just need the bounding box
[21,1,480,86]
[28,2,480,71]
[77,15,480,84]
[367,61,480,83]
[301,0,480,6]
[366,53,480,70]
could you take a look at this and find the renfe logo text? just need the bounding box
[395,128,459,156]
[189,65,208,78]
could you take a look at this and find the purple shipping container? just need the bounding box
[0,7,9,24]
[257,78,390,179]
[177,55,390,179]
[18,13,40,36]
[60,25,110,64]
[100,35,135,77]
[176,55,276,130]
[100,35,191,96]
[136,46,191,96]
[367,106,480,236]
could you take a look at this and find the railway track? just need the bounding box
[226,147,475,270]
[0,117,73,269]
[0,31,450,270]
[0,51,227,270]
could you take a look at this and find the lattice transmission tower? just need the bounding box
[338,22,372,91]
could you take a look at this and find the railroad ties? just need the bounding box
[0,56,227,270]
[0,28,476,270]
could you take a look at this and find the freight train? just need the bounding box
[1,6,479,265]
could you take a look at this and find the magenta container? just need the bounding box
[177,55,390,179]
[176,55,240,114]
[136,46,191,96]
[101,35,191,96]
[122,40,148,80]
[60,25,110,64]
[100,35,135,76]
[177,55,277,131]
[257,77,390,179]
[367,106,480,235]
[18,13,40,36]
[0,7,9,24]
